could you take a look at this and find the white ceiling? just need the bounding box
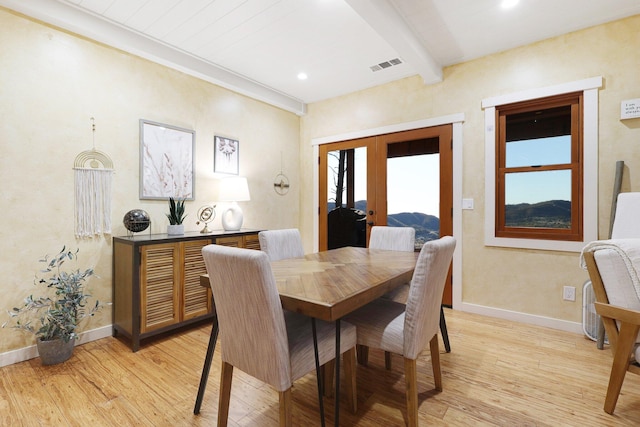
[2,0,639,115]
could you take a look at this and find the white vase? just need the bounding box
[167,224,184,235]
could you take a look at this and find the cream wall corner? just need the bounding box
[300,15,640,331]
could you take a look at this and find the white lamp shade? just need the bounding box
[218,176,251,202]
[219,177,250,231]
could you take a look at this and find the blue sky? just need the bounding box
[505,135,571,204]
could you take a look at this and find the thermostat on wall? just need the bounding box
[621,98,640,120]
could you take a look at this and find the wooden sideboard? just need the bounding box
[113,229,260,351]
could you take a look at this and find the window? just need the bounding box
[495,93,582,241]
[483,77,601,252]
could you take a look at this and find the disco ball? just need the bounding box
[123,209,151,233]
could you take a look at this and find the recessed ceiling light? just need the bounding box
[501,0,519,9]
[297,72,308,80]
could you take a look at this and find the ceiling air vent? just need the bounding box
[369,58,403,72]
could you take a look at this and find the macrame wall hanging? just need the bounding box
[73,117,114,238]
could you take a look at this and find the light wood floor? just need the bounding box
[2,308,640,426]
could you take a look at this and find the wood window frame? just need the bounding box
[482,77,601,252]
[495,92,583,241]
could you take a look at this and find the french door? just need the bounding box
[319,125,453,304]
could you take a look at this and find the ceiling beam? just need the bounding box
[0,0,307,115]
[345,0,442,85]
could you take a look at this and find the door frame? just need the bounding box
[311,114,464,309]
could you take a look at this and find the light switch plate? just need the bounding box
[462,198,474,210]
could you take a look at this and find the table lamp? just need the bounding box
[218,176,251,231]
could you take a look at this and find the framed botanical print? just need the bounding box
[139,119,195,200]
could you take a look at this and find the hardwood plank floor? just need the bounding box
[2,309,640,426]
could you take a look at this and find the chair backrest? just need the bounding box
[611,193,640,239]
[201,244,292,391]
[404,236,456,359]
[369,226,415,252]
[258,229,305,261]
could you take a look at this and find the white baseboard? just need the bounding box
[0,325,112,368]
[458,302,584,335]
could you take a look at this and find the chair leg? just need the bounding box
[429,334,442,391]
[343,347,358,414]
[279,388,293,427]
[440,306,451,353]
[404,357,419,427]
[604,322,640,414]
[385,351,393,370]
[218,361,234,427]
[357,344,369,366]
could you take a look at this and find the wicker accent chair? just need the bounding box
[201,244,357,426]
[344,236,456,427]
[582,238,640,415]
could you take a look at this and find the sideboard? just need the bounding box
[112,229,261,351]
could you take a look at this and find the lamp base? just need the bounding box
[221,202,243,231]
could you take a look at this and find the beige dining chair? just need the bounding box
[201,244,357,426]
[582,239,640,415]
[258,228,305,261]
[365,226,452,367]
[259,228,342,397]
[344,236,456,427]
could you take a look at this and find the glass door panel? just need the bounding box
[318,137,376,251]
[387,153,440,248]
[326,147,368,249]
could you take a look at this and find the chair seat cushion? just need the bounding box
[344,299,406,355]
[284,311,357,381]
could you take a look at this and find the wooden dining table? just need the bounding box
[194,246,419,426]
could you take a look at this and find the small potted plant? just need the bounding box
[166,197,187,235]
[3,246,104,365]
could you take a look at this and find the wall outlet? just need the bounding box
[563,286,576,302]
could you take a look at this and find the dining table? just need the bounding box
[194,245,419,426]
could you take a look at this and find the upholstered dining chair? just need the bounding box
[344,236,456,427]
[259,228,342,397]
[201,244,357,427]
[582,239,640,415]
[258,228,305,261]
[366,226,452,367]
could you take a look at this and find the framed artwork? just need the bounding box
[139,119,195,200]
[214,135,239,175]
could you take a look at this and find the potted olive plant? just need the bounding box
[3,246,103,365]
[166,197,187,235]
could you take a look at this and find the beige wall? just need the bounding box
[0,9,300,355]
[300,15,640,325]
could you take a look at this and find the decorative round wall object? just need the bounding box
[123,209,151,232]
[273,173,290,195]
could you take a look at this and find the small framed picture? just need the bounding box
[214,135,239,175]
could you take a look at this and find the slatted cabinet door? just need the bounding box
[140,243,180,333]
[244,233,261,250]
[182,239,212,320]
